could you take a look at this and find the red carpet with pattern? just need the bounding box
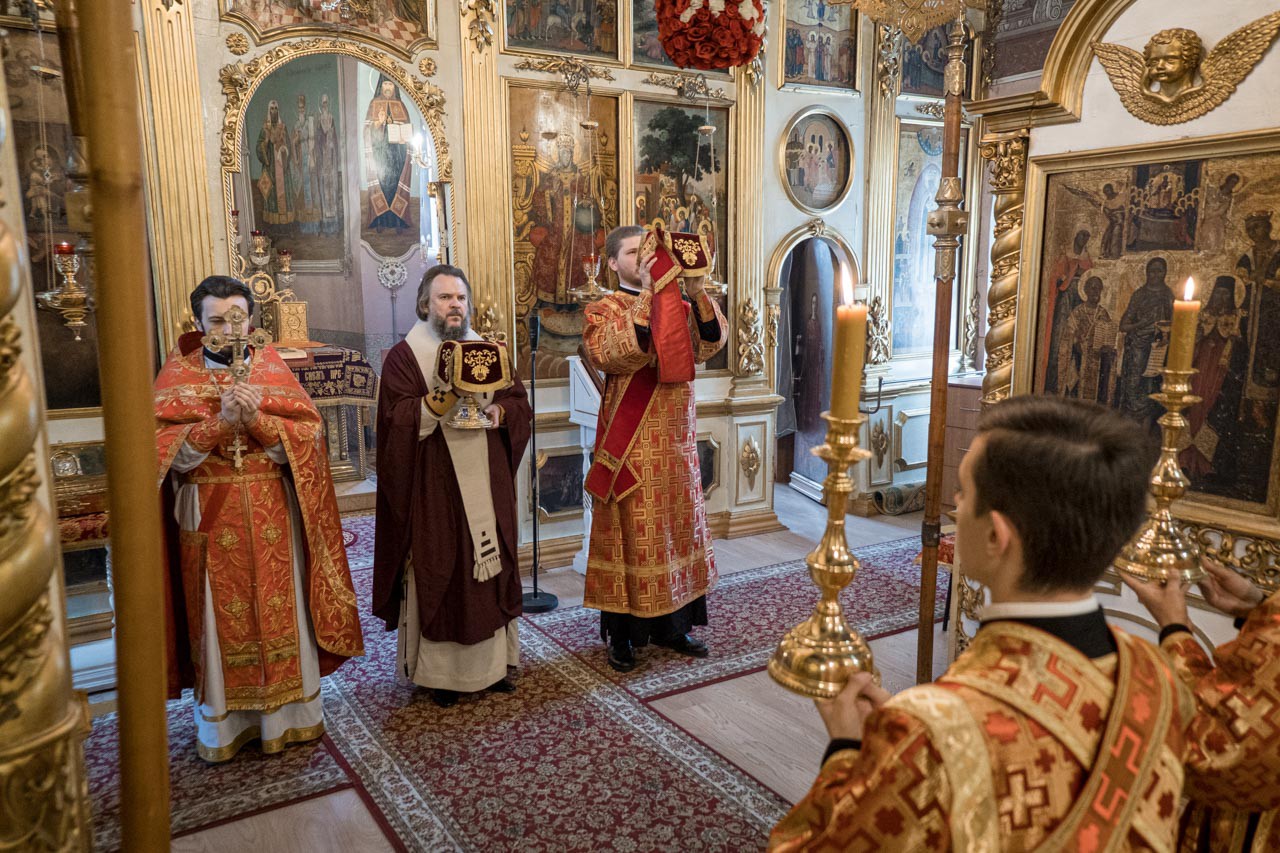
[86,519,942,851]
[529,536,950,699]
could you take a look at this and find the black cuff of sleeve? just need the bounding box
[1234,616,1248,630]
[696,316,721,342]
[821,738,862,766]
[1159,624,1193,643]
[634,324,651,349]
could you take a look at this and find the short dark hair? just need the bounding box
[971,396,1156,593]
[416,264,471,321]
[605,225,645,260]
[190,276,254,324]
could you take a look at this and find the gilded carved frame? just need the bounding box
[636,90,737,378]
[216,38,455,277]
[497,0,626,65]
[219,0,439,60]
[776,105,856,216]
[1017,128,1280,591]
[773,0,863,96]
[503,75,626,380]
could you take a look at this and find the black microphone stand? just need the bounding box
[523,315,558,613]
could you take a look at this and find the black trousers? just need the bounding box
[599,596,708,647]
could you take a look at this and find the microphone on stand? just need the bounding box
[523,313,558,613]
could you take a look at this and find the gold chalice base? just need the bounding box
[768,616,877,700]
[1113,518,1205,585]
[568,282,609,303]
[447,394,492,430]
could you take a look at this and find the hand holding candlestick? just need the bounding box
[1115,277,1204,584]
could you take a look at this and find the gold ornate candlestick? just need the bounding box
[1114,367,1204,584]
[769,412,879,698]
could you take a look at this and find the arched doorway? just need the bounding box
[769,224,861,500]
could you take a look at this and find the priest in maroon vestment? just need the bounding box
[372,264,532,707]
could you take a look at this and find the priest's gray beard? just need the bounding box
[431,312,470,341]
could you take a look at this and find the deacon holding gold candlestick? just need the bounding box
[769,268,877,699]
[1115,277,1206,585]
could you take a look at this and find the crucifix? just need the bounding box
[201,304,270,469]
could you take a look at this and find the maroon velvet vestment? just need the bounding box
[371,340,532,646]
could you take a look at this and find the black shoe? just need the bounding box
[487,677,516,694]
[656,634,709,658]
[430,688,459,707]
[608,642,636,673]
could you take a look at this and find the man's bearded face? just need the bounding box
[425,275,471,341]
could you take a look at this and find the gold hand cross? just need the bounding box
[201,304,270,385]
[201,304,269,470]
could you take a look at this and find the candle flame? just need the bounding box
[1184,277,1196,301]
[840,266,854,306]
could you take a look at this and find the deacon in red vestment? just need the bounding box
[372,265,531,707]
[155,276,364,762]
[1126,560,1280,851]
[582,225,726,673]
[772,397,1192,851]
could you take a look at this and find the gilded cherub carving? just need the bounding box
[1093,12,1280,125]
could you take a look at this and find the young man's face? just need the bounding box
[197,295,251,354]
[955,435,998,589]
[607,234,644,288]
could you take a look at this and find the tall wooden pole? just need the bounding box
[77,0,172,846]
[917,17,970,684]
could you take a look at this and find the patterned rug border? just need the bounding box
[323,625,789,851]
[88,713,354,851]
[169,775,356,843]
[321,734,412,853]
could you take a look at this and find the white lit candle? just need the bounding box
[830,267,868,420]
[1168,277,1200,372]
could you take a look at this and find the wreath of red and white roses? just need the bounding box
[655,0,766,70]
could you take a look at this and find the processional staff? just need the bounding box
[201,303,270,470]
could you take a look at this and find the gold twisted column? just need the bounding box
[978,130,1028,407]
[79,0,172,847]
[939,130,1030,654]
[0,63,91,851]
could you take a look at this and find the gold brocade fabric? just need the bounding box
[1163,591,1280,853]
[770,623,1189,852]
[582,290,726,617]
[155,343,364,711]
